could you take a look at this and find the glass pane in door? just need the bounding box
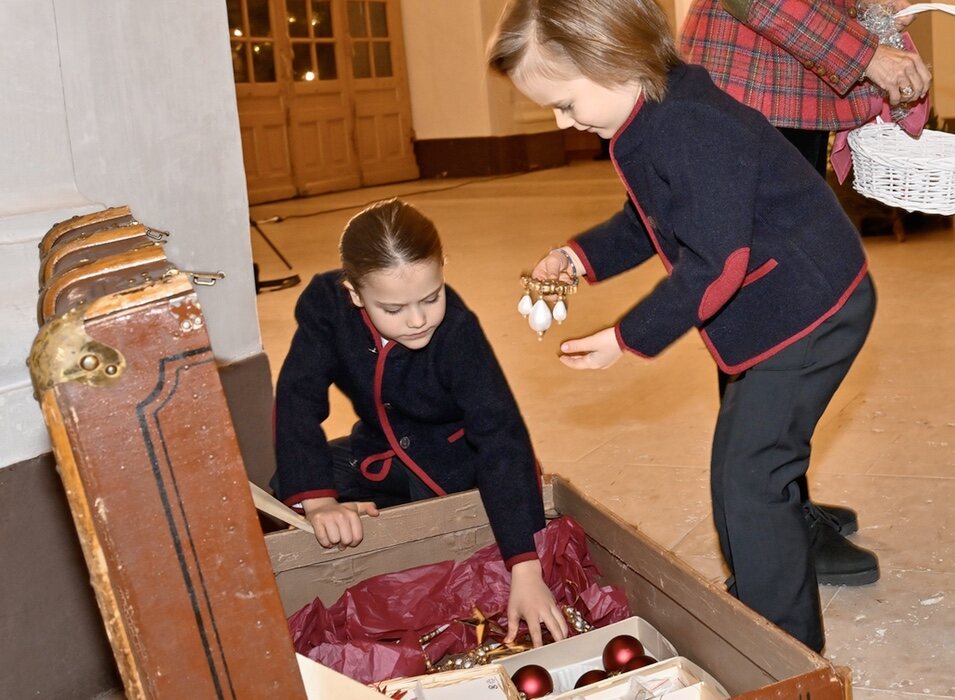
[231,42,249,83]
[369,2,388,37]
[347,1,368,37]
[247,0,272,36]
[252,41,277,82]
[352,42,371,78]
[286,0,309,37]
[292,43,315,81]
[226,0,244,35]
[316,44,338,79]
[372,42,392,77]
[311,1,333,37]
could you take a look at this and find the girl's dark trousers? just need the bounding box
[712,273,875,651]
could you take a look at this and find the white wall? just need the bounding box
[400,0,555,140]
[0,0,260,467]
[928,11,955,119]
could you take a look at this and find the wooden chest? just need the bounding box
[29,270,306,698]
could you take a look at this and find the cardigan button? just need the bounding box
[383,402,392,409]
[399,436,410,449]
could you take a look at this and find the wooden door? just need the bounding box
[230,0,298,203]
[229,0,418,205]
[344,0,420,186]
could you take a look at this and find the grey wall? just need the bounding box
[0,0,261,470]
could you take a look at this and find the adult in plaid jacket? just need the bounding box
[681,0,931,173]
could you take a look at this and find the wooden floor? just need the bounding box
[253,161,955,699]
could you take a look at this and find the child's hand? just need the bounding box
[504,560,568,648]
[559,328,623,370]
[532,247,582,284]
[301,497,380,549]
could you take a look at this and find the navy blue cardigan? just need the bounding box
[571,62,868,373]
[272,271,544,565]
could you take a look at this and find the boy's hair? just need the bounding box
[487,0,679,102]
[339,198,443,287]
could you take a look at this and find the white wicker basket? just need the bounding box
[847,121,955,215]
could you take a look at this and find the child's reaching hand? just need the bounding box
[504,559,568,648]
[532,247,583,285]
[302,496,380,549]
[559,328,624,370]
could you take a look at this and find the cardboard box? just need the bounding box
[548,656,727,699]
[497,616,728,698]
[497,616,682,691]
[266,476,851,699]
[376,664,521,700]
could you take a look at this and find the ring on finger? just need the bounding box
[900,85,914,98]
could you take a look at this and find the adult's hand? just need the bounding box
[864,43,931,105]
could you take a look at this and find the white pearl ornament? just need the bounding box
[528,298,553,336]
[518,293,533,317]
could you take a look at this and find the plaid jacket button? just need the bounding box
[848,7,857,16]
[804,60,814,69]
[830,74,841,83]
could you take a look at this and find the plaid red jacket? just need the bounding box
[680,0,882,130]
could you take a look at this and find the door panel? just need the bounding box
[238,91,297,203]
[289,87,362,194]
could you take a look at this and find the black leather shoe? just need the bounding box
[808,501,858,536]
[808,508,879,586]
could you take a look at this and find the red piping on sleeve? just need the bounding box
[504,551,540,571]
[615,324,651,359]
[285,489,338,509]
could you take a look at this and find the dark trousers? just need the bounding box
[712,274,875,650]
[778,128,830,178]
[775,127,836,508]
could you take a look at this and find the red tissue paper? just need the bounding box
[288,515,631,684]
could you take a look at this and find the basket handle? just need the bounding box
[894,2,955,19]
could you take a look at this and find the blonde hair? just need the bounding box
[339,199,443,288]
[487,0,678,102]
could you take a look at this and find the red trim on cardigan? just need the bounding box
[701,263,868,374]
[361,308,448,498]
[699,247,750,321]
[285,489,338,509]
[615,324,651,358]
[446,428,465,443]
[742,258,778,287]
[568,240,598,282]
[360,451,395,482]
[609,117,673,276]
[504,551,540,571]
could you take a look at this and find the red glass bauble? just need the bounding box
[602,634,645,672]
[621,654,658,672]
[511,664,554,699]
[574,668,609,688]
